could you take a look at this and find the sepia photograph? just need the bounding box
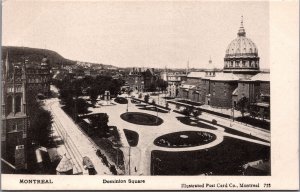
[1,0,298,190]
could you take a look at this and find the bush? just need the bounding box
[144,94,150,103]
[88,113,110,137]
[110,165,118,175]
[212,119,217,125]
[76,98,89,114]
[192,109,202,118]
[152,99,156,105]
[114,97,128,104]
[182,106,193,117]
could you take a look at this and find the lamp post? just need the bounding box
[128,146,131,175]
[231,105,235,122]
[156,95,159,124]
[126,97,129,112]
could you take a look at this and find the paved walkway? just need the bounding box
[48,87,270,175]
[88,95,270,175]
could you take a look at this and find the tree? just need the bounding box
[182,106,193,117]
[175,88,179,97]
[149,82,157,92]
[157,79,168,92]
[138,93,143,99]
[237,96,249,117]
[89,88,98,105]
[144,94,150,103]
[76,98,89,114]
[151,99,156,105]
[88,113,109,138]
[192,109,202,118]
[27,96,53,147]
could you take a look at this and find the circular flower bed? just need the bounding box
[154,131,216,148]
[120,112,163,126]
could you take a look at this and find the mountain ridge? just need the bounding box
[1,46,118,69]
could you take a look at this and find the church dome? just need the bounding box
[226,37,258,56]
[224,17,260,74]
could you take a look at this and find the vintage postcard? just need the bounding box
[1,0,298,190]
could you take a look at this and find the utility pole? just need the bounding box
[128,146,131,175]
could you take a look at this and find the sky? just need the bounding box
[3,0,269,69]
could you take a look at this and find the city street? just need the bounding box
[44,94,112,175]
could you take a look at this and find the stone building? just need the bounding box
[165,72,187,97]
[1,54,52,170]
[127,67,145,92]
[178,17,270,116]
[26,57,51,96]
[127,67,159,92]
[1,53,29,169]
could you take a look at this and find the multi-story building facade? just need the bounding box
[127,67,145,92]
[1,53,29,169]
[178,18,270,117]
[161,70,187,97]
[26,57,51,96]
[127,67,159,92]
[1,54,52,170]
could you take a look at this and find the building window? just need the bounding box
[7,95,12,114]
[15,95,22,113]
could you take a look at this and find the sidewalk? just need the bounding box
[200,104,242,117]
[199,112,270,142]
[46,98,112,175]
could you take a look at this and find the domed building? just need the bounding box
[224,17,260,75]
[177,17,270,119]
[204,57,216,77]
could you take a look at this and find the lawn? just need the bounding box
[120,112,163,126]
[123,129,139,147]
[154,131,216,148]
[177,100,203,106]
[138,106,168,114]
[151,136,270,175]
[235,116,270,130]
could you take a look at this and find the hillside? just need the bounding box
[2,46,76,67]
